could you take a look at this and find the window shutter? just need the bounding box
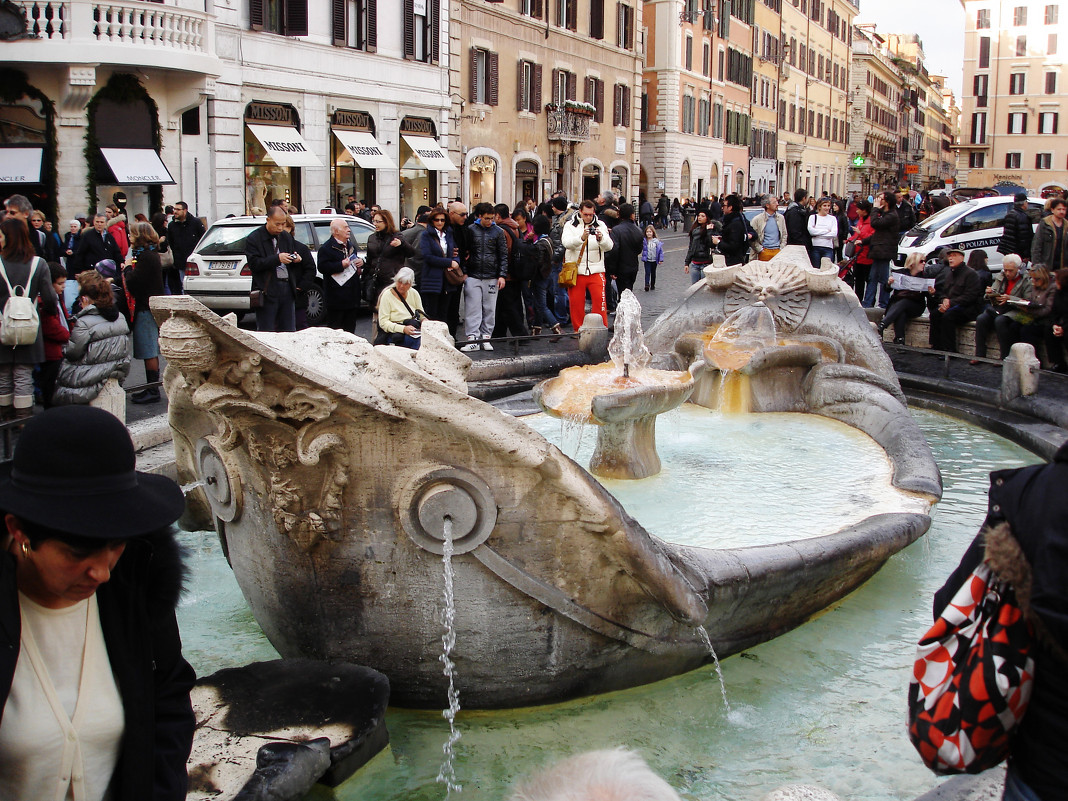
[519,62,528,112]
[568,0,577,30]
[332,0,345,45]
[591,0,604,38]
[595,79,604,123]
[567,71,576,101]
[470,48,479,103]
[488,51,499,106]
[285,0,309,36]
[403,0,415,58]
[367,0,378,51]
[623,86,630,125]
[534,64,543,111]
[551,69,560,104]
[430,0,440,63]
[532,0,543,17]
[249,0,264,30]
[584,77,594,105]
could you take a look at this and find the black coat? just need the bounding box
[783,205,812,249]
[365,230,416,301]
[0,531,195,801]
[244,225,298,294]
[718,212,749,266]
[73,229,122,276]
[896,200,916,232]
[867,208,900,261]
[291,238,317,311]
[608,219,643,277]
[317,237,362,310]
[934,262,983,316]
[165,216,205,268]
[998,206,1034,260]
[124,246,165,310]
[933,442,1068,800]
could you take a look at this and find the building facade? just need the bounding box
[750,0,783,197]
[848,24,902,195]
[0,1,453,225]
[958,0,1067,195]
[450,0,643,208]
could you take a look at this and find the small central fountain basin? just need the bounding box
[534,363,693,425]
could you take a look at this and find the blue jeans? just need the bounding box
[644,261,658,288]
[1003,765,1042,801]
[531,275,557,327]
[811,246,835,268]
[549,263,570,323]
[863,259,891,308]
[689,262,708,285]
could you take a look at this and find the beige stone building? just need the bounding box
[751,0,784,196]
[449,0,643,206]
[958,0,1067,195]
[848,24,904,195]
[777,0,857,198]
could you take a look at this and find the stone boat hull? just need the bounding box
[155,294,939,709]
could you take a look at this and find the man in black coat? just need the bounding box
[609,203,644,296]
[783,188,812,255]
[244,205,299,332]
[317,218,364,334]
[72,213,122,276]
[998,192,1035,264]
[928,246,983,351]
[895,188,917,233]
[165,201,205,296]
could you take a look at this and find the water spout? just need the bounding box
[608,290,651,375]
[436,515,462,795]
[697,626,732,716]
[181,476,215,495]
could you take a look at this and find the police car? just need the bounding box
[896,195,1044,270]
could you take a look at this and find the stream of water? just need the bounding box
[176,408,1039,800]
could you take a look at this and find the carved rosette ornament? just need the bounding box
[724,259,811,333]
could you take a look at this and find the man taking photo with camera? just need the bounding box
[561,199,613,331]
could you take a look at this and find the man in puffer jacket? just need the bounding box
[998,192,1035,264]
[561,199,613,330]
[52,270,131,405]
[460,202,508,351]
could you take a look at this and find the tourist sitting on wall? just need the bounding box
[878,253,935,345]
[928,246,983,353]
[52,270,130,406]
[375,267,424,350]
[972,254,1032,361]
[1011,265,1056,357]
[1045,268,1068,372]
[967,249,994,295]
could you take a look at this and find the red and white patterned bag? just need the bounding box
[907,561,1034,774]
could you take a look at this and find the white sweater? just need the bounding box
[807,213,838,248]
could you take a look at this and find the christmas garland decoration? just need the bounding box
[0,68,59,223]
[83,73,164,215]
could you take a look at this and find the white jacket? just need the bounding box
[561,217,613,275]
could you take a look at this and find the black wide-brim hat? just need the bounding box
[0,406,186,539]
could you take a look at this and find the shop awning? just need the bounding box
[401,135,458,171]
[0,147,44,184]
[99,148,176,185]
[246,124,323,168]
[332,130,395,169]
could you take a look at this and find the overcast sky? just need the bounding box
[855,0,966,99]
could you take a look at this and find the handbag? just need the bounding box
[559,239,586,288]
[842,239,856,259]
[249,289,264,309]
[445,263,467,286]
[907,539,1035,775]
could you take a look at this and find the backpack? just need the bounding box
[511,237,539,282]
[0,256,41,346]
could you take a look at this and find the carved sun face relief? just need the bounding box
[724,260,811,333]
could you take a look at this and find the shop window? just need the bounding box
[403,0,440,63]
[518,61,543,113]
[333,0,377,51]
[584,76,605,123]
[250,0,308,36]
[470,48,498,106]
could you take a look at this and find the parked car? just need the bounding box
[183,214,374,326]
[895,195,1044,271]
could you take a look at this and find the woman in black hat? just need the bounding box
[0,406,193,801]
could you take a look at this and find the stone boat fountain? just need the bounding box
[154,245,941,709]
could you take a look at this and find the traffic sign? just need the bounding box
[904,164,919,175]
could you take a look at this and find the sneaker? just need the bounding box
[460,338,479,352]
[482,342,494,351]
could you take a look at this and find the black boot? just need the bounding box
[132,369,161,404]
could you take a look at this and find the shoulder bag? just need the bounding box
[559,239,586,288]
[907,524,1035,775]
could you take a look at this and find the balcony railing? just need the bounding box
[547,109,591,143]
[14,0,208,53]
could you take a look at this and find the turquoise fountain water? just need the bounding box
[176,409,1037,801]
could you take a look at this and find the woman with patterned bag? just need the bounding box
[909,443,1068,800]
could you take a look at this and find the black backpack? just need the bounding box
[511,237,539,282]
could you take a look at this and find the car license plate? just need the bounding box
[208,261,236,271]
